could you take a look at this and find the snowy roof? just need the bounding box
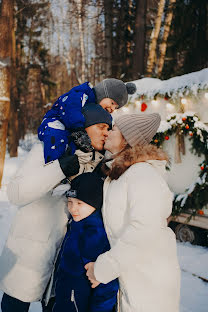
[130,68,208,100]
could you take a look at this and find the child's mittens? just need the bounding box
[71,128,94,153]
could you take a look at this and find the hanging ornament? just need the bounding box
[164,93,170,101]
[141,102,147,112]
[197,210,204,215]
[185,125,189,129]
[189,132,193,136]
[154,139,158,143]
[182,117,187,121]
[201,165,204,170]
[165,136,169,140]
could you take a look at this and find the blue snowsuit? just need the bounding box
[38,82,97,163]
[53,211,119,312]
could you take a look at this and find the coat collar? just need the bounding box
[71,210,102,229]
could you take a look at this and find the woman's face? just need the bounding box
[104,125,126,154]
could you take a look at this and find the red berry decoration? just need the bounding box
[165,136,169,140]
[197,210,204,215]
[201,166,204,170]
[141,102,147,112]
[182,117,186,121]
[185,125,189,129]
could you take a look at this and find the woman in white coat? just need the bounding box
[85,113,181,312]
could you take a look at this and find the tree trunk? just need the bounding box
[104,0,112,77]
[25,66,43,133]
[146,0,165,76]
[157,0,176,76]
[76,0,86,83]
[8,6,19,157]
[0,0,13,187]
[132,0,147,79]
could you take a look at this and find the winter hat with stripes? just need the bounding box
[115,113,161,147]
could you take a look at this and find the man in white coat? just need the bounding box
[0,105,112,312]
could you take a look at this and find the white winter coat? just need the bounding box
[0,143,103,302]
[94,160,181,312]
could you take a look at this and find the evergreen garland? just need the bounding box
[152,112,208,217]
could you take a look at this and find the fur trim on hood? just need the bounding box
[104,144,168,180]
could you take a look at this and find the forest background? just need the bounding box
[0,0,208,185]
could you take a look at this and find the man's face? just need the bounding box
[85,123,109,151]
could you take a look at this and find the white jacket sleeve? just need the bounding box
[7,143,65,206]
[94,164,171,284]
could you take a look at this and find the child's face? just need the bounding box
[99,98,119,113]
[68,197,95,222]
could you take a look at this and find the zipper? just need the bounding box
[71,289,79,312]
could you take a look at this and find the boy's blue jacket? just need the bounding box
[38,82,96,163]
[53,210,118,312]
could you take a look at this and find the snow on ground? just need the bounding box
[0,148,208,311]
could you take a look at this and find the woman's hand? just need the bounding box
[85,262,101,288]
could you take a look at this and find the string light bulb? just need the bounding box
[151,100,159,106]
[166,103,174,111]
[181,98,187,105]
[122,107,129,113]
[135,100,141,106]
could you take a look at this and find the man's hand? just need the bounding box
[58,147,80,177]
[71,129,94,153]
[85,262,100,288]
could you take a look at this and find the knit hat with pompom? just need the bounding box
[94,78,136,108]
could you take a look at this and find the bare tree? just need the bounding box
[146,0,165,76]
[0,0,13,187]
[76,0,86,83]
[104,0,112,77]
[8,3,19,157]
[132,0,147,79]
[157,0,176,76]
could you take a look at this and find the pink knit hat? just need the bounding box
[115,113,161,147]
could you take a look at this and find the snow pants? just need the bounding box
[1,293,55,312]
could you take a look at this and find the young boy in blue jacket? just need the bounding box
[38,79,136,163]
[52,172,119,312]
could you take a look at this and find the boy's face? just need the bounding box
[99,98,119,113]
[68,197,95,222]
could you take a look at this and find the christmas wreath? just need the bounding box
[152,112,208,217]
